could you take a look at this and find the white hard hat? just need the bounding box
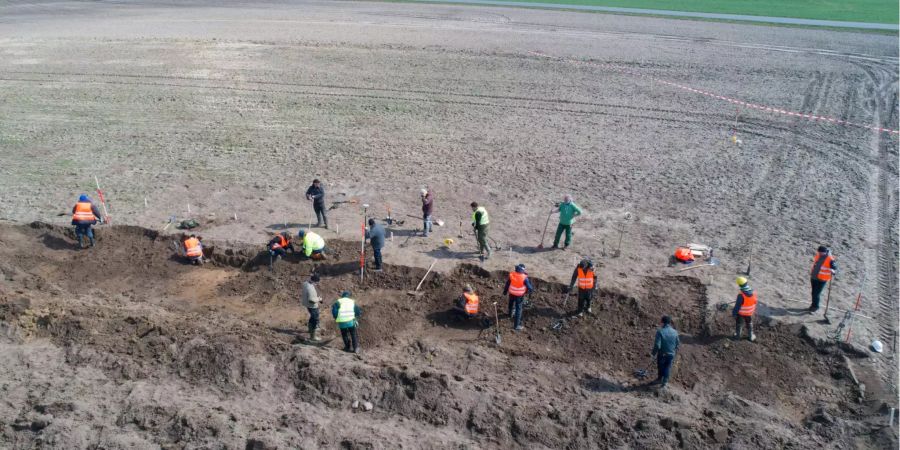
[420,188,428,195]
[871,340,884,353]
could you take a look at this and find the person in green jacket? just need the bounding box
[552,195,583,249]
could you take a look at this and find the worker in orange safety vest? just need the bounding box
[503,264,534,331]
[182,234,204,265]
[809,245,837,313]
[454,284,480,319]
[568,258,597,317]
[71,194,103,249]
[732,276,757,342]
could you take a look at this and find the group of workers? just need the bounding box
[68,182,840,384]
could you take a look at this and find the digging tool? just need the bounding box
[551,291,572,331]
[407,259,436,296]
[492,302,502,345]
[745,247,752,277]
[676,257,720,272]
[94,176,111,224]
[823,277,834,324]
[612,225,624,258]
[360,204,369,283]
[537,210,555,249]
[633,356,653,380]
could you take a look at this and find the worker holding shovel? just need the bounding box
[809,245,837,313]
[552,195,582,250]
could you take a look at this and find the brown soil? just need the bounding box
[0,223,894,448]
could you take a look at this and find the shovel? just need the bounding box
[823,278,834,324]
[407,259,437,297]
[537,210,554,249]
[676,257,720,272]
[492,302,502,345]
[634,356,654,380]
[551,291,571,330]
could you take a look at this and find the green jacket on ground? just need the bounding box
[558,202,583,226]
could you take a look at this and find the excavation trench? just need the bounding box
[0,222,891,449]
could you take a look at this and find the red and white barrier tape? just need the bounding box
[530,51,900,136]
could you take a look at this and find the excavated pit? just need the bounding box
[0,222,894,449]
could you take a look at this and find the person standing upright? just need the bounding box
[471,202,491,261]
[332,291,362,353]
[305,179,327,229]
[421,188,434,237]
[732,277,757,342]
[552,194,582,249]
[302,273,322,342]
[503,264,534,331]
[365,218,385,272]
[568,258,597,316]
[809,245,837,313]
[650,315,680,388]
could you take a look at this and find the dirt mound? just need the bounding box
[0,223,895,449]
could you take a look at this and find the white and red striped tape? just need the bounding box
[530,51,899,136]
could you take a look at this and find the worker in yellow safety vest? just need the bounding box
[332,291,362,353]
[470,202,491,261]
[298,229,326,260]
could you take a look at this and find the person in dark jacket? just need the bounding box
[332,291,362,353]
[71,194,103,248]
[305,179,327,229]
[809,245,837,312]
[421,188,434,237]
[732,277,758,341]
[365,218,386,271]
[651,315,680,388]
[267,231,295,270]
[568,258,597,317]
[503,264,534,331]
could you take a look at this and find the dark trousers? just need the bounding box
[552,223,572,247]
[340,326,359,351]
[810,279,827,310]
[577,289,593,313]
[307,307,320,330]
[74,224,94,246]
[313,203,327,227]
[372,246,383,270]
[657,353,675,385]
[735,315,752,328]
[508,295,524,328]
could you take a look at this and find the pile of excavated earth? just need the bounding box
[0,222,894,448]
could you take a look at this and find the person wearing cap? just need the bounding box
[302,273,323,342]
[503,264,534,331]
[470,202,491,260]
[732,277,758,341]
[71,194,103,248]
[650,315,680,388]
[454,284,480,319]
[809,245,837,313]
[421,188,434,237]
[552,194,583,249]
[305,179,328,229]
[332,290,362,353]
[568,258,597,317]
[297,229,326,260]
[365,218,385,272]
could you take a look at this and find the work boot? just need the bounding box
[748,324,757,342]
[515,325,525,331]
[734,322,743,340]
[89,237,95,247]
[587,307,593,314]
[309,325,321,342]
[353,347,360,354]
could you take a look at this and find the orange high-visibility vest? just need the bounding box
[738,291,757,317]
[508,272,527,296]
[72,202,96,222]
[577,267,595,290]
[185,237,202,258]
[464,292,479,315]
[271,235,288,249]
[674,247,694,262]
[811,253,834,281]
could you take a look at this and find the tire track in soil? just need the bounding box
[0,75,742,129]
[855,61,899,393]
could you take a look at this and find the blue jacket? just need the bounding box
[652,325,680,356]
[502,271,534,296]
[366,224,386,250]
[732,287,754,317]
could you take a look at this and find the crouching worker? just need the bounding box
[268,231,295,270]
[182,234,204,265]
[333,291,361,353]
[453,284,480,319]
[71,194,103,249]
[298,229,326,260]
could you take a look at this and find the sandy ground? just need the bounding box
[0,0,898,447]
